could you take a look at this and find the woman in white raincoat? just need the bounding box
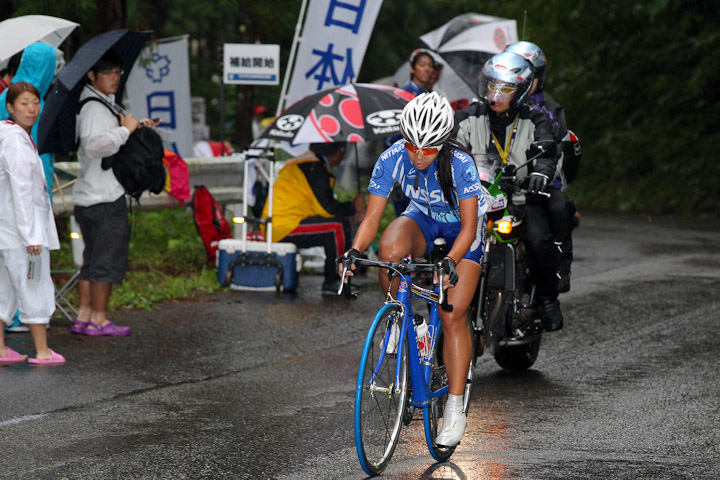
[0,82,65,365]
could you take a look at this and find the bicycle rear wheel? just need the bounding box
[355,305,408,476]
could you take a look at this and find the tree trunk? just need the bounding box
[96,0,127,32]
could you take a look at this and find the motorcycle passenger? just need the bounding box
[339,92,488,447]
[505,41,581,292]
[453,51,564,332]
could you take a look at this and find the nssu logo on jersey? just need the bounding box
[463,183,481,194]
[404,184,446,204]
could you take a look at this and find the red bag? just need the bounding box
[191,186,232,263]
[163,150,191,204]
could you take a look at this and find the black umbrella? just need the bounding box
[37,29,152,155]
[258,83,414,193]
[258,83,414,144]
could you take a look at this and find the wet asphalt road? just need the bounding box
[2,213,719,480]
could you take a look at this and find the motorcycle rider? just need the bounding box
[453,51,564,332]
[504,41,582,292]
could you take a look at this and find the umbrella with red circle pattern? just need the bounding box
[258,83,414,144]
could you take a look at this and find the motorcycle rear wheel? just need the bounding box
[494,335,541,371]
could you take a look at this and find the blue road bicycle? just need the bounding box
[339,253,475,476]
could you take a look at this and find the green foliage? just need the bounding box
[51,209,221,313]
[107,267,220,311]
[545,0,720,214]
[6,0,720,216]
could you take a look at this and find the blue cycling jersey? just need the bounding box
[369,140,487,223]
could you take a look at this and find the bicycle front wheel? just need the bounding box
[355,305,408,476]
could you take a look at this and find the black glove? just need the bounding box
[441,257,459,285]
[335,248,361,270]
[527,172,549,194]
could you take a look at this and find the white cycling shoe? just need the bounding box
[435,403,466,447]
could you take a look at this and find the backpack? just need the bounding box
[191,186,232,263]
[78,97,166,201]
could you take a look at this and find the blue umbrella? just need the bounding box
[38,29,152,155]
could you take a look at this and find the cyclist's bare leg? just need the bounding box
[377,217,427,293]
[440,260,481,396]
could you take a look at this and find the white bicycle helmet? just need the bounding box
[399,92,454,149]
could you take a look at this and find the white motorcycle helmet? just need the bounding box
[478,52,535,108]
[399,91,454,149]
[504,41,548,92]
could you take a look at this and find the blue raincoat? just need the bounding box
[0,42,58,199]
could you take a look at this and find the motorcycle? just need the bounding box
[468,154,544,371]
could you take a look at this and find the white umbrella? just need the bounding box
[393,13,518,110]
[0,15,79,64]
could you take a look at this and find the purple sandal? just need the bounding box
[83,320,131,337]
[70,319,89,334]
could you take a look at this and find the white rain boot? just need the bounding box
[435,394,466,447]
[385,322,400,354]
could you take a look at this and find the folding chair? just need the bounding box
[53,269,80,322]
[53,168,77,215]
[52,216,84,323]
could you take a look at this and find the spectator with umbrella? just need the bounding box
[71,49,160,337]
[37,29,155,336]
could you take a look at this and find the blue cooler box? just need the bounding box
[217,239,298,291]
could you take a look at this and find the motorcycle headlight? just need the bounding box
[497,220,513,235]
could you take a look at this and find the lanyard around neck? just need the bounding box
[490,113,519,164]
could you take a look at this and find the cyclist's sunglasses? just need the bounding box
[405,142,441,155]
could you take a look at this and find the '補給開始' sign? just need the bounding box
[223,44,280,85]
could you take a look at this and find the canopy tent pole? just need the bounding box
[275,0,310,117]
[219,45,226,155]
[354,143,361,195]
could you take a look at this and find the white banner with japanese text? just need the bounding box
[285,0,383,108]
[125,36,193,158]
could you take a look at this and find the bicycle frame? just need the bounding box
[362,273,448,408]
[349,256,457,473]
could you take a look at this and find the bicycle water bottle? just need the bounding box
[414,314,430,359]
[431,238,446,265]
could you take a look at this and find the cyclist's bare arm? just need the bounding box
[339,193,388,277]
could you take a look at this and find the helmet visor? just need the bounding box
[485,80,517,103]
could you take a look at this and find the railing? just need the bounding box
[52,156,245,216]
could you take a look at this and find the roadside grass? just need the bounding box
[50,183,389,318]
[51,207,221,316]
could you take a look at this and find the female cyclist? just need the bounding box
[339,92,487,447]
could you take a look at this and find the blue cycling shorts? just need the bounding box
[400,210,487,264]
